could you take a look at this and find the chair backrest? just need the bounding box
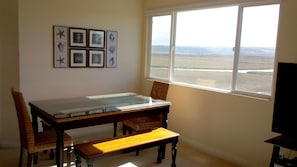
[150,81,169,100]
[11,88,35,150]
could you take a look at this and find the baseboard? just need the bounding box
[180,136,262,167]
[0,140,19,148]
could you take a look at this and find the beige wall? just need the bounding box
[142,0,297,166]
[1,0,296,166]
[0,0,19,145]
[0,0,143,144]
[19,0,143,101]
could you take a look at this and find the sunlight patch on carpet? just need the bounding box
[118,162,138,167]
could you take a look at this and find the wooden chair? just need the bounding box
[122,81,169,135]
[11,88,73,167]
[40,120,55,160]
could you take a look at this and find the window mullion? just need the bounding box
[232,6,243,92]
[145,16,153,79]
[169,12,177,82]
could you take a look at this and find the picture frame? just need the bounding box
[69,49,87,67]
[53,25,68,68]
[69,28,87,47]
[89,50,104,68]
[89,29,105,48]
[106,31,118,68]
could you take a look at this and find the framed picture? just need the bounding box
[69,49,87,67]
[53,25,68,68]
[89,50,104,67]
[69,28,87,47]
[106,31,118,68]
[89,29,105,48]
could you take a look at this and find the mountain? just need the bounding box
[152,45,275,57]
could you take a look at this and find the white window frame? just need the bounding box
[145,0,281,99]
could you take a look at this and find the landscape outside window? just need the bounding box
[236,4,280,95]
[148,3,280,97]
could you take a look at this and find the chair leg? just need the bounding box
[19,147,24,167]
[128,127,132,134]
[66,146,72,167]
[122,124,127,135]
[27,153,33,167]
[50,149,54,160]
[113,122,118,137]
[75,155,82,167]
[33,152,38,164]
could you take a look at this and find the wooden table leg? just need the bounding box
[161,111,169,158]
[30,109,38,133]
[56,129,64,167]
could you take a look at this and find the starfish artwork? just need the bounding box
[54,26,68,68]
[56,56,65,64]
[56,29,65,38]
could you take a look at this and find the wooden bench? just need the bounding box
[74,128,179,167]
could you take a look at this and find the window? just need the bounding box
[174,7,237,90]
[150,15,172,80]
[235,4,280,95]
[146,1,280,97]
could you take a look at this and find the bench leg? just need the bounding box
[161,144,166,159]
[87,159,94,167]
[136,150,140,156]
[157,146,162,163]
[171,138,178,167]
[157,143,167,163]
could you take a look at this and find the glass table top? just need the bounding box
[30,92,171,118]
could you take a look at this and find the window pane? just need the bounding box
[174,7,238,90]
[150,15,171,79]
[236,4,280,95]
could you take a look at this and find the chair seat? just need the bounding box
[32,129,73,153]
[115,81,169,137]
[122,116,162,131]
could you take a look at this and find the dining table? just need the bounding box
[28,92,171,167]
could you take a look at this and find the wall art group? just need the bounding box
[53,25,117,68]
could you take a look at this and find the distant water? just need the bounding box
[152,45,275,57]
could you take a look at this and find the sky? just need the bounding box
[152,4,280,48]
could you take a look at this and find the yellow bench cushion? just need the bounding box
[75,128,179,158]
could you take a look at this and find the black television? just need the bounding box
[272,62,297,138]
